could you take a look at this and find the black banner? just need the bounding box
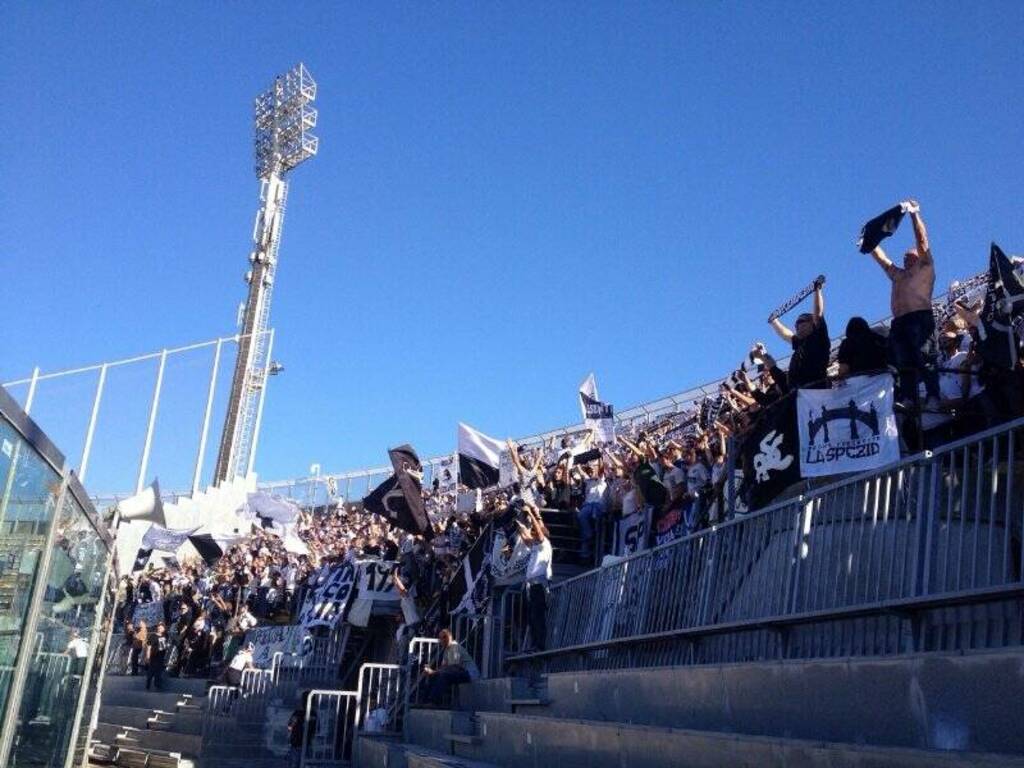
[740,394,801,510]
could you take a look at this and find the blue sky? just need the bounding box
[3,3,1022,494]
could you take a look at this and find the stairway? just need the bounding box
[355,649,1024,768]
[89,675,208,768]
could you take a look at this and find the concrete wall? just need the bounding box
[505,650,1024,755]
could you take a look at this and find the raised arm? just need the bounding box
[813,277,824,320]
[505,438,525,474]
[870,245,900,279]
[906,201,931,263]
[769,317,794,342]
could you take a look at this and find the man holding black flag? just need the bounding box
[864,199,938,407]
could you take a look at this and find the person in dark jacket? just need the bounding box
[837,316,888,377]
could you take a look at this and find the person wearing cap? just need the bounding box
[145,622,169,691]
[768,275,830,389]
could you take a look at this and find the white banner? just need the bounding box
[797,373,900,478]
[245,624,310,668]
[348,559,400,628]
[298,561,357,632]
[490,530,531,586]
[579,374,616,444]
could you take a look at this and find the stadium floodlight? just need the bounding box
[253,63,319,178]
[213,64,318,486]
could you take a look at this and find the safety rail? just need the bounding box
[506,415,1024,672]
[355,663,402,733]
[403,637,439,713]
[300,689,359,768]
[452,612,495,678]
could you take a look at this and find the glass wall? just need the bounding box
[0,387,112,768]
[0,416,63,738]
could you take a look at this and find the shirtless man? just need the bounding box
[866,199,938,406]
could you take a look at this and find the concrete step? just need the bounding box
[497,650,1024,755]
[451,712,1024,768]
[404,709,477,754]
[356,736,496,768]
[94,722,202,757]
[98,705,203,734]
[103,675,212,698]
[99,689,207,712]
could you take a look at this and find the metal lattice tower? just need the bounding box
[213,63,318,484]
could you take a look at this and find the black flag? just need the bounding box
[857,205,906,254]
[976,243,1024,370]
[132,548,153,573]
[740,394,801,510]
[363,445,429,535]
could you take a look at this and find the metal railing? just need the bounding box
[403,637,439,712]
[300,689,359,768]
[505,416,1024,672]
[354,663,402,734]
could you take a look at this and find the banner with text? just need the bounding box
[797,373,900,478]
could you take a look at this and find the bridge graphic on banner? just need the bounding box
[807,400,880,445]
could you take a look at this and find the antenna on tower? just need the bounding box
[213,63,318,485]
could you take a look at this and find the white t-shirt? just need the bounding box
[583,477,607,507]
[525,539,553,585]
[621,488,638,518]
[663,467,687,498]
[229,650,253,671]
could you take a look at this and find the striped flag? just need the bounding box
[457,423,503,490]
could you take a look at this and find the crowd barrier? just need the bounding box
[505,415,1024,672]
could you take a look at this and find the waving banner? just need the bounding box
[797,374,900,477]
[579,374,615,444]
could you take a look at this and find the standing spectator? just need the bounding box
[287,690,317,768]
[129,621,147,677]
[769,276,829,389]
[866,199,938,406]
[683,446,710,534]
[836,317,889,377]
[145,622,169,691]
[576,460,608,560]
[521,505,553,651]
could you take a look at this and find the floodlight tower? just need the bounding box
[213,63,319,484]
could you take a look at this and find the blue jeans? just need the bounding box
[577,502,605,557]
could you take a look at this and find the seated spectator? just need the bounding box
[422,629,479,707]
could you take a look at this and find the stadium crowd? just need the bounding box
[113,199,1024,685]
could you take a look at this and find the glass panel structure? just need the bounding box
[0,386,112,768]
[0,417,62,735]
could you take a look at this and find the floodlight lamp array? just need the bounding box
[253,63,319,178]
